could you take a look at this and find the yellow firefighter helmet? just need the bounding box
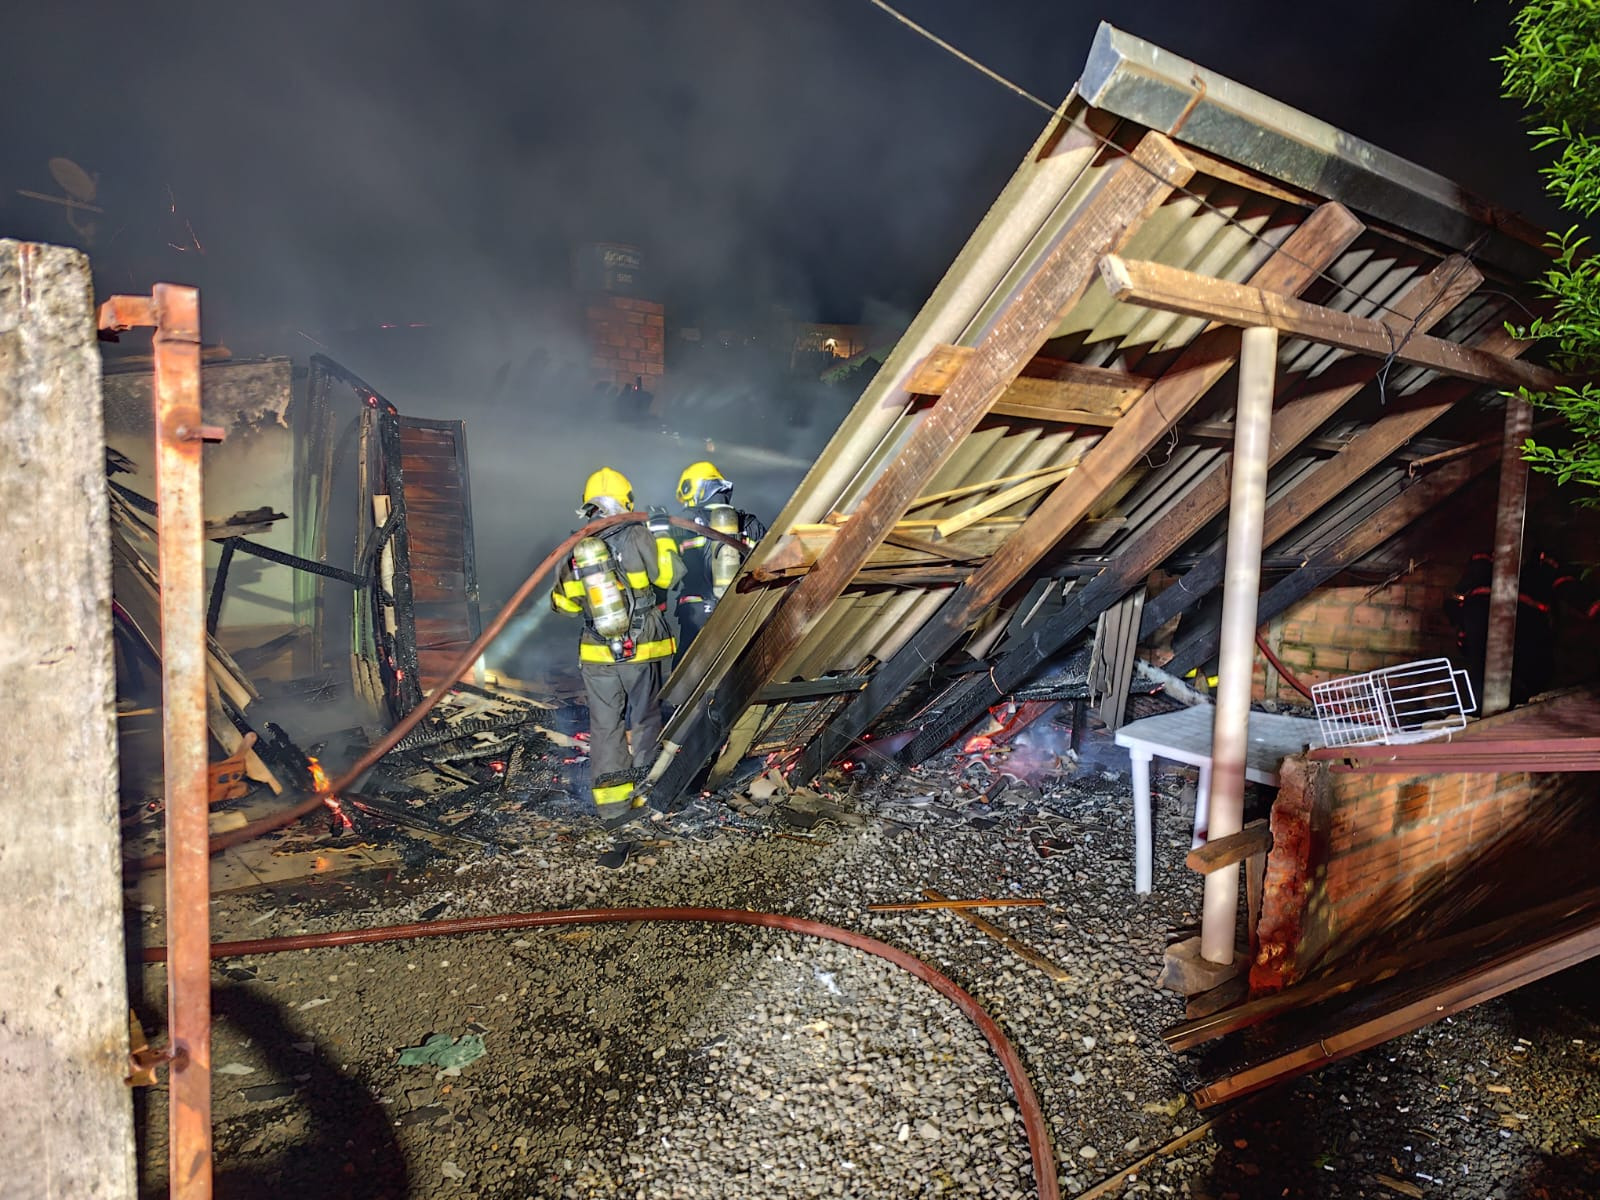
[582,467,634,512]
[676,460,731,508]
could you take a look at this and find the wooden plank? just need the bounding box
[1100,254,1565,393]
[1186,819,1272,873]
[923,889,1071,981]
[750,522,1018,581]
[881,529,985,563]
[867,897,1046,912]
[755,677,870,702]
[643,132,1196,809]
[203,673,282,794]
[908,463,1087,509]
[799,202,1366,779]
[1246,850,1266,959]
[1192,908,1600,1106]
[896,249,1485,767]
[1165,885,1600,1051]
[908,343,1150,418]
[1092,588,1144,732]
[933,464,1078,539]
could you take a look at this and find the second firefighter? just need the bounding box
[672,460,767,660]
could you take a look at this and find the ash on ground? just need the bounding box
[131,722,1600,1200]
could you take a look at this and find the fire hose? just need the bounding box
[144,905,1060,1200]
[132,513,750,871]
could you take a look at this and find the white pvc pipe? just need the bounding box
[1200,325,1278,965]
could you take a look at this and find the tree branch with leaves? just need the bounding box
[1499,0,1600,497]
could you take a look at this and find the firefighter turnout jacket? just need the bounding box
[552,520,683,663]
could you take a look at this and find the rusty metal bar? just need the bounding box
[101,286,215,1197]
[153,283,213,1200]
[1482,395,1533,716]
[1200,325,1277,966]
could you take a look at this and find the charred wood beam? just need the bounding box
[1136,325,1526,642]
[639,133,1196,810]
[894,253,1487,766]
[755,677,871,702]
[790,204,1366,781]
[376,408,423,716]
[1162,446,1499,678]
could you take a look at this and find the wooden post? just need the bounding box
[1200,325,1277,965]
[1482,395,1533,716]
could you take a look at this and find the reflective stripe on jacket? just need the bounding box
[552,519,683,663]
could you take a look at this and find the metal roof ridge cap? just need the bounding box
[1077,22,1548,279]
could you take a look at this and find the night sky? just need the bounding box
[0,0,1555,349]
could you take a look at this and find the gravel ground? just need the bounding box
[131,755,1600,1199]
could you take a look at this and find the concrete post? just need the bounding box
[1200,325,1278,965]
[0,240,135,1197]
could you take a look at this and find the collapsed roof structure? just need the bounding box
[645,21,1561,804]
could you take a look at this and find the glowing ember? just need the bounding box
[962,735,994,755]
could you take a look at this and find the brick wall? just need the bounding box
[1252,740,1597,994]
[584,294,665,392]
[1255,560,1461,702]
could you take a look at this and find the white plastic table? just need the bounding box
[1114,706,1320,893]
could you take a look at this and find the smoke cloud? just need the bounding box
[0,1,1553,684]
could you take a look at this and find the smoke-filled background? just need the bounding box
[0,0,1555,679]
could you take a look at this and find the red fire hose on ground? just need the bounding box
[133,513,746,871]
[144,906,1062,1200]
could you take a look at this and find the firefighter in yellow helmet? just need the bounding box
[672,460,766,660]
[551,467,683,827]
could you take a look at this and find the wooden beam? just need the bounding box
[1164,885,1600,1051]
[923,889,1071,981]
[1100,254,1566,393]
[754,677,870,702]
[933,463,1078,539]
[895,251,1486,767]
[1483,395,1534,716]
[1163,446,1500,678]
[907,343,1151,419]
[881,529,986,563]
[640,132,1196,811]
[794,203,1365,777]
[1186,819,1272,873]
[1136,325,1530,642]
[908,464,1073,509]
[1192,905,1600,1106]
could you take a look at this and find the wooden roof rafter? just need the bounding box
[641,130,1196,806]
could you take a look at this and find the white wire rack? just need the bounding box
[1311,657,1477,748]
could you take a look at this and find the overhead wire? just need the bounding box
[861,0,1502,339]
